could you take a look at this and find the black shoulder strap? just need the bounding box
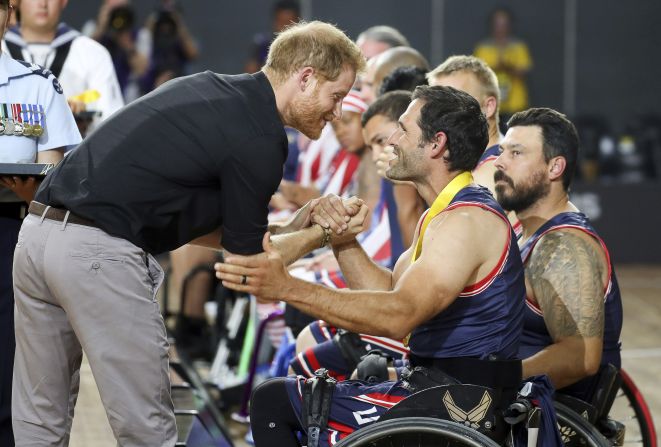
[49,40,73,78]
[301,369,336,447]
[5,41,24,61]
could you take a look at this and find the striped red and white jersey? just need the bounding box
[296,123,340,187]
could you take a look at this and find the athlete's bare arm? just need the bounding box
[217,206,508,340]
[522,229,608,389]
[472,158,497,194]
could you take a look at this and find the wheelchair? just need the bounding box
[333,364,655,447]
[331,383,610,447]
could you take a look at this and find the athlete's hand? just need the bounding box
[330,203,369,247]
[310,194,363,235]
[215,233,289,302]
[376,145,397,178]
[0,176,38,203]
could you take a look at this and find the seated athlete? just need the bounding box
[289,91,417,380]
[494,108,623,400]
[217,85,526,446]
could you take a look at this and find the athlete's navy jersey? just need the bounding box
[409,185,525,360]
[518,212,623,398]
[476,144,500,169]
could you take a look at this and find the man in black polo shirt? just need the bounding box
[11,21,365,446]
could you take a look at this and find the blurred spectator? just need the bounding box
[378,65,428,95]
[2,0,124,132]
[356,25,409,59]
[428,55,502,192]
[474,7,532,116]
[244,0,300,73]
[361,46,429,104]
[140,1,199,92]
[90,2,148,102]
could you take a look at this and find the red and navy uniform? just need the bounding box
[518,212,623,400]
[289,181,409,379]
[408,186,525,360]
[290,320,409,381]
[284,185,525,446]
[476,144,500,169]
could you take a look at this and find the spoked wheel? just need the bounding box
[334,417,500,447]
[555,402,611,447]
[609,369,657,447]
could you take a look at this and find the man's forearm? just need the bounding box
[522,337,602,389]
[282,276,410,339]
[272,225,326,266]
[332,240,392,290]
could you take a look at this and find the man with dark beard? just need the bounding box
[494,108,623,400]
[12,21,364,447]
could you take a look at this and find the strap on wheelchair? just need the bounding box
[399,365,460,393]
[301,368,336,447]
[409,354,522,390]
[356,350,390,383]
[333,330,366,369]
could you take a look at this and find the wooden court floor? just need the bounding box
[67,265,661,446]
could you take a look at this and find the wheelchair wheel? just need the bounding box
[609,369,657,447]
[334,417,500,447]
[555,401,611,447]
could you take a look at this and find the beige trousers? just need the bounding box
[12,213,177,446]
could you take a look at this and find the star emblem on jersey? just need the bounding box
[442,390,492,429]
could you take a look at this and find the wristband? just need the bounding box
[319,225,332,248]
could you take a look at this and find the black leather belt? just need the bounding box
[28,201,98,228]
[409,354,522,390]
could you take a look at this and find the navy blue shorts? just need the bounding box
[289,321,410,380]
[285,376,411,446]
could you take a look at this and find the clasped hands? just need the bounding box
[214,195,368,301]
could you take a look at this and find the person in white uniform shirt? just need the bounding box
[0,2,80,444]
[2,0,124,132]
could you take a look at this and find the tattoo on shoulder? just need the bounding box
[526,231,606,339]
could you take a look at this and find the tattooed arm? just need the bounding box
[522,229,607,389]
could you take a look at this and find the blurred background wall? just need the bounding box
[63,0,660,133]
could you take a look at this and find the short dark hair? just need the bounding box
[507,108,579,191]
[362,90,412,127]
[378,66,428,96]
[411,85,488,172]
